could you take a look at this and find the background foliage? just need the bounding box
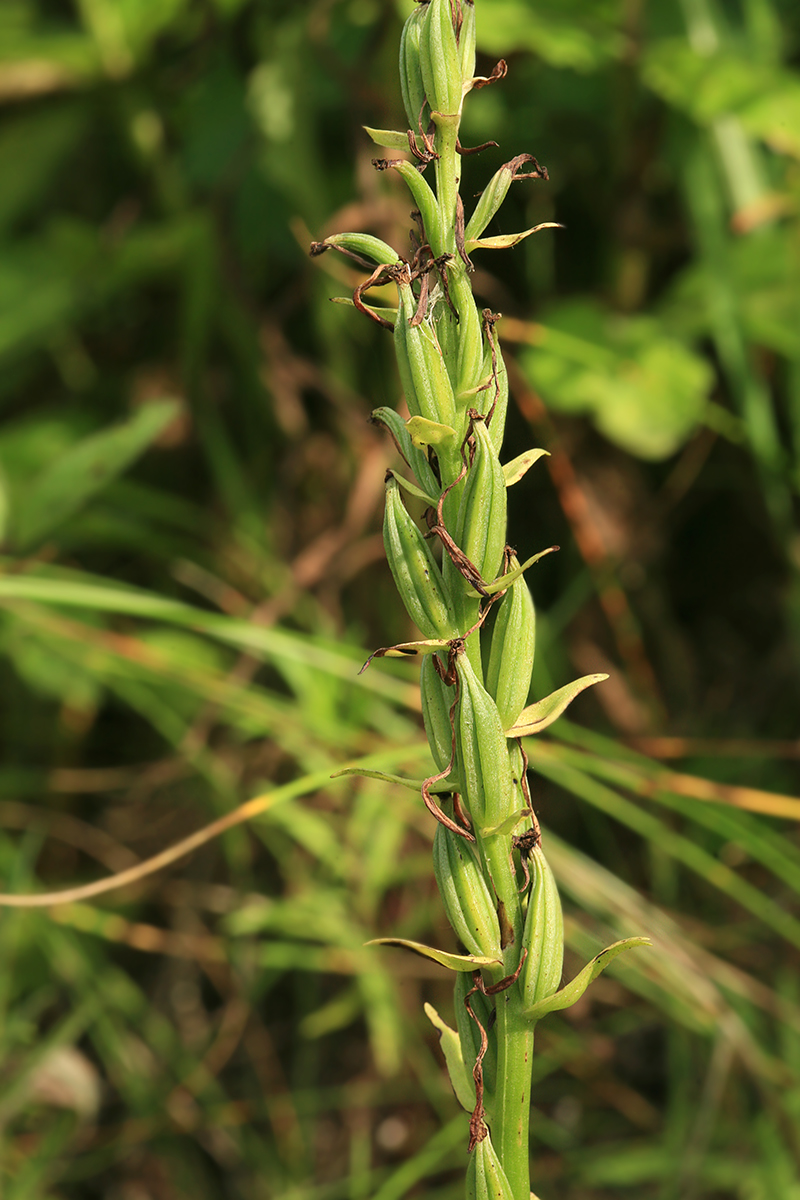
[0,0,799,1196]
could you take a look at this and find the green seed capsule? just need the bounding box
[467,1129,515,1200]
[480,336,509,453]
[520,844,564,1010]
[421,653,455,773]
[399,2,429,131]
[454,417,507,586]
[420,0,462,116]
[383,474,455,641]
[394,281,457,431]
[450,270,485,399]
[433,824,504,961]
[455,654,515,831]
[485,555,536,730]
[458,0,476,93]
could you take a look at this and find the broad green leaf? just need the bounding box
[366,938,501,971]
[13,400,180,550]
[502,448,549,487]
[522,301,713,459]
[423,1002,475,1111]
[522,937,652,1022]
[506,674,608,737]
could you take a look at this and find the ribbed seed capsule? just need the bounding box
[467,1130,515,1200]
[421,653,455,773]
[449,270,485,400]
[433,824,503,961]
[420,0,462,116]
[480,337,509,453]
[399,2,429,130]
[485,555,536,730]
[453,417,507,586]
[370,406,441,501]
[394,281,457,430]
[520,844,564,1010]
[383,474,455,641]
[455,654,515,831]
[458,0,476,93]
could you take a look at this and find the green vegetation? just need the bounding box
[0,0,798,1197]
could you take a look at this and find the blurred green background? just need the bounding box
[0,0,799,1196]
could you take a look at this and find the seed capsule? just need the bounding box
[371,406,440,500]
[485,556,536,730]
[383,474,455,641]
[421,653,455,773]
[420,0,462,116]
[520,844,564,1010]
[450,416,507,588]
[399,2,429,130]
[394,280,457,431]
[467,1128,515,1200]
[455,654,515,831]
[433,824,504,961]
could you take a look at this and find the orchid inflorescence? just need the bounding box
[314,3,648,1195]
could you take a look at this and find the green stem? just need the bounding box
[494,996,535,1200]
[434,114,462,258]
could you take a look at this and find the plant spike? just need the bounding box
[316,2,649,1195]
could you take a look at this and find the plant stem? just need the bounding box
[494,997,535,1200]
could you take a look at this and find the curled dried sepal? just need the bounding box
[424,1001,476,1112]
[366,937,501,971]
[522,937,652,1023]
[505,673,609,737]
